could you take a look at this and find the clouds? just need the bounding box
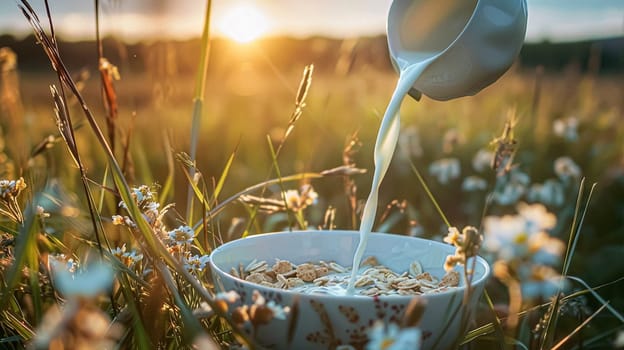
[526,0,624,41]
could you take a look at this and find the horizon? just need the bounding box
[3,30,624,46]
[1,1,623,44]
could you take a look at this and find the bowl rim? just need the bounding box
[209,230,491,301]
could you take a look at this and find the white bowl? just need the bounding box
[209,230,490,349]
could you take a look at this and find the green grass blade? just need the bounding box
[210,146,237,207]
[461,323,496,345]
[551,302,609,350]
[0,335,23,345]
[28,251,42,325]
[407,157,451,228]
[460,323,496,345]
[540,178,584,349]
[186,0,213,223]
[116,275,152,349]
[0,224,18,236]
[562,182,597,276]
[180,164,207,210]
[540,179,597,349]
[97,165,111,213]
[158,132,175,206]
[2,309,34,341]
[482,291,506,350]
[186,99,203,223]
[156,261,204,344]
[266,135,296,229]
[566,276,624,323]
[1,205,38,309]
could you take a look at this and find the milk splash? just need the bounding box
[346,58,437,294]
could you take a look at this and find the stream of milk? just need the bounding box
[275,60,440,296]
[345,58,437,294]
[339,0,479,295]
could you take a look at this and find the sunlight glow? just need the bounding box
[216,4,270,43]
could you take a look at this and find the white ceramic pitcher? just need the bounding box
[387,0,528,101]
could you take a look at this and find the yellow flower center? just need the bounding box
[380,338,395,349]
[514,232,528,245]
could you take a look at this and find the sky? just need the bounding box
[0,0,623,43]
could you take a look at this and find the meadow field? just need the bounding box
[1,4,624,349]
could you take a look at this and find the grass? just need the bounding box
[1,0,624,349]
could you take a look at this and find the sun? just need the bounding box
[217,4,270,44]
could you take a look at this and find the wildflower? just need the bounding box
[283,184,318,212]
[111,245,143,267]
[472,149,494,173]
[131,185,153,204]
[397,125,423,159]
[483,203,565,300]
[245,290,290,327]
[428,158,460,184]
[111,215,124,225]
[35,254,123,349]
[443,226,483,271]
[462,176,488,192]
[48,254,78,274]
[483,214,528,260]
[67,258,78,273]
[554,156,581,182]
[123,250,143,266]
[168,225,195,245]
[216,290,241,304]
[553,116,579,142]
[194,301,215,317]
[265,300,289,320]
[365,322,421,350]
[492,170,530,205]
[183,254,210,273]
[528,179,565,207]
[0,177,26,200]
[516,202,556,234]
[111,214,136,228]
[284,190,301,209]
[50,260,115,298]
[118,185,160,223]
[34,301,123,350]
[195,291,241,317]
[528,231,565,265]
[483,203,558,262]
[0,177,26,223]
[442,128,464,154]
[111,245,126,258]
[518,265,564,299]
[36,205,50,219]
